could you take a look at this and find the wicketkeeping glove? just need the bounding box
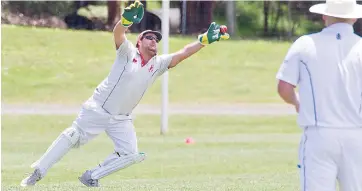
[121,0,144,27]
[198,22,230,45]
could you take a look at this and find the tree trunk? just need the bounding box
[271,2,283,35]
[199,1,214,32]
[226,1,236,36]
[185,1,214,34]
[263,1,270,36]
[180,0,187,34]
[185,1,197,34]
[107,1,120,28]
[287,1,293,38]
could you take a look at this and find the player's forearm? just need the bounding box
[180,41,205,59]
[169,41,204,68]
[113,20,128,49]
[113,20,128,34]
[176,41,205,62]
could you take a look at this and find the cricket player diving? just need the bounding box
[20,0,229,187]
[276,0,362,190]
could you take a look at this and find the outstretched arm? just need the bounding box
[113,21,128,49]
[168,22,230,69]
[113,0,144,49]
[168,42,205,69]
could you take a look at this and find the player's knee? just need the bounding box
[61,127,81,147]
[118,152,146,163]
[117,148,138,156]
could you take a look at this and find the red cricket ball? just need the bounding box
[185,137,194,144]
[220,25,228,34]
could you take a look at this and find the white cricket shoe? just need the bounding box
[79,170,99,187]
[20,169,42,187]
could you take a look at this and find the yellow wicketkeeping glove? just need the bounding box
[121,0,144,27]
[198,22,230,45]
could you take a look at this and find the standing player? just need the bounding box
[276,0,362,190]
[20,0,230,187]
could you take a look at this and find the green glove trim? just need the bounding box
[121,0,144,26]
[198,22,230,45]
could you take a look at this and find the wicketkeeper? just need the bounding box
[21,0,229,187]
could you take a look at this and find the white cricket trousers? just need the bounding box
[73,100,138,155]
[299,126,362,191]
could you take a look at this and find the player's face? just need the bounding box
[141,33,159,55]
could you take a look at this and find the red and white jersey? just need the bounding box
[89,40,173,115]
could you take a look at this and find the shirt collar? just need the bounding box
[136,49,147,67]
[322,23,354,34]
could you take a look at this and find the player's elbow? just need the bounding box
[278,81,288,95]
[169,51,187,68]
[169,57,181,69]
[277,80,295,98]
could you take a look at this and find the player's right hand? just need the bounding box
[121,0,144,27]
[198,22,230,45]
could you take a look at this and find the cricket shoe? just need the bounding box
[79,170,99,187]
[20,169,42,187]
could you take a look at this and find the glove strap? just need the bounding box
[198,34,209,45]
[121,16,133,27]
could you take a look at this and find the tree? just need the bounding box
[182,1,215,34]
[226,1,237,36]
[263,1,270,36]
[107,1,120,28]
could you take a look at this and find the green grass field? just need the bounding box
[2,115,301,191]
[1,25,292,105]
[1,24,301,190]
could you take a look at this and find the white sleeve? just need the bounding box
[156,54,175,76]
[276,37,305,86]
[116,40,136,57]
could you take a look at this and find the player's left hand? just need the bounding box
[198,22,230,45]
[121,0,144,27]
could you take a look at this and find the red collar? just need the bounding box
[137,49,147,67]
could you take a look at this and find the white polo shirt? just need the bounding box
[277,23,362,128]
[89,40,173,115]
